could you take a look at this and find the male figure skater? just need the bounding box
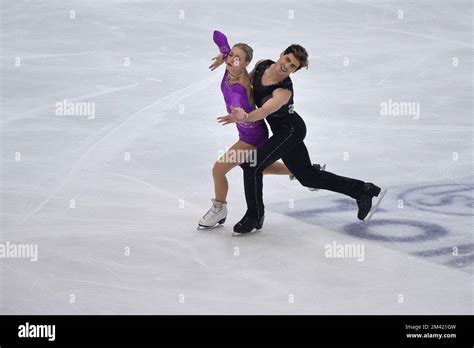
[218,45,385,233]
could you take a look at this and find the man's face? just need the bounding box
[275,53,300,76]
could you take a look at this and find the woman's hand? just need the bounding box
[217,108,249,125]
[232,107,249,121]
[209,53,225,71]
[232,108,249,122]
[217,112,237,125]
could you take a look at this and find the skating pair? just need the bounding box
[201,30,386,234]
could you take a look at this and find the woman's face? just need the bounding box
[226,46,248,75]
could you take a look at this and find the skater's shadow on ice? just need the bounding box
[343,219,449,243]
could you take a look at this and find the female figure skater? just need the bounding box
[218,45,385,233]
[198,31,294,228]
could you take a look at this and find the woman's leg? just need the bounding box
[213,140,256,202]
[262,161,292,175]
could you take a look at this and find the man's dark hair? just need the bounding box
[284,44,309,71]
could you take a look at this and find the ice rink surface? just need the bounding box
[1,0,472,314]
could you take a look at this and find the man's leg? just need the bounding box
[235,127,299,233]
[282,141,383,220]
[243,129,296,218]
[281,142,365,199]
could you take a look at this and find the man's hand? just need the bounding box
[209,53,225,71]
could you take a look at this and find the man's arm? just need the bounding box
[219,88,292,125]
[245,88,292,122]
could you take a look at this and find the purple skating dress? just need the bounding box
[213,30,268,148]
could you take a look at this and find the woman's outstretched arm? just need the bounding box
[209,30,230,71]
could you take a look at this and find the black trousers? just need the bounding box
[242,113,365,219]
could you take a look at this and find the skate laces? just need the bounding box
[203,204,221,219]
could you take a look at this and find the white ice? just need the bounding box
[1,0,472,314]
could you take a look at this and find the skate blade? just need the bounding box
[364,189,387,222]
[197,223,224,230]
[231,229,262,237]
